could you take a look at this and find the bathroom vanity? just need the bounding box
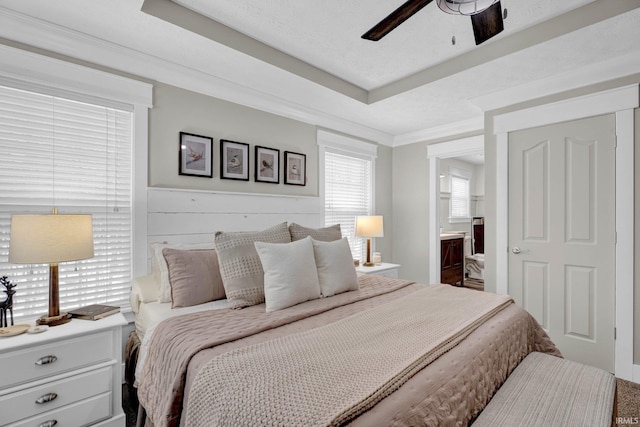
[440,233,464,286]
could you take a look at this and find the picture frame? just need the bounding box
[179,132,213,178]
[220,139,250,181]
[254,146,280,184]
[284,151,306,186]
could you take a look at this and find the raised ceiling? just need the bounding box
[0,0,638,145]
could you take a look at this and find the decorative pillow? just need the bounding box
[150,241,215,303]
[288,223,342,242]
[214,222,291,309]
[312,237,359,297]
[162,248,225,308]
[255,237,321,312]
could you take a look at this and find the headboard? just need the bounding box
[146,188,323,270]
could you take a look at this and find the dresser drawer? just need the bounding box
[0,367,112,425]
[0,332,112,390]
[6,392,111,427]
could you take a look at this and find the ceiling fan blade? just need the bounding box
[471,1,504,45]
[362,0,434,41]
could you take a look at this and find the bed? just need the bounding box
[130,223,559,427]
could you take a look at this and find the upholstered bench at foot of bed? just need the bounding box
[473,352,616,427]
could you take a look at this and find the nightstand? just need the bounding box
[356,262,400,278]
[0,314,127,426]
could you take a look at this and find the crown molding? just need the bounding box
[0,7,394,146]
[470,50,640,112]
[393,116,484,147]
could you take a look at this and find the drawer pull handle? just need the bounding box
[35,392,58,404]
[38,421,57,427]
[35,355,57,365]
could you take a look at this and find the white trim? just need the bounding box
[0,44,152,107]
[133,105,149,278]
[395,117,484,147]
[495,132,509,295]
[317,129,378,158]
[615,108,635,381]
[494,84,639,134]
[426,135,484,285]
[633,364,640,383]
[470,51,640,112]
[0,7,394,146]
[493,84,638,380]
[427,135,484,158]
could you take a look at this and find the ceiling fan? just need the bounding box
[362,0,504,45]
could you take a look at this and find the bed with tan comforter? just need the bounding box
[136,275,559,427]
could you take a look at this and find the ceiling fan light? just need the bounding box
[436,0,499,16]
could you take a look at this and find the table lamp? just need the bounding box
[9,211,94,326]
[355,215,384,267]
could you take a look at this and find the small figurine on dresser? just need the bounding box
[0,275,17,327]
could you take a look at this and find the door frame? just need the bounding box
[493,84,638,379]
[426,135,484,284]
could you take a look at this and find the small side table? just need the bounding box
[356,262,400,278]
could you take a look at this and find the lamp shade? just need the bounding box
[355,215,384,238]
[9,214,94,264]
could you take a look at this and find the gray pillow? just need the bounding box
[162,248,225,308]
[214,222,291,309]
[289,223,342,242]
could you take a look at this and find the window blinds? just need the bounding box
[450,174,470,218]
[0,84,132,321]
[324,150,372,261]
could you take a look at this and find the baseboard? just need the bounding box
[632,364,640,383]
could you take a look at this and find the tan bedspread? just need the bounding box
[137,275,559,427]
[185,285,512,427]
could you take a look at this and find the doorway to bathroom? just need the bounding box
[426,135,484,291]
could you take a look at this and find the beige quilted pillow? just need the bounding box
[214,222,291,309]
[289,223,341,242]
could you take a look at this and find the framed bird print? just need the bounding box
[255,146,280,184]
[284,151,306,186]
[179,132,213,178]
[220,139,249,181]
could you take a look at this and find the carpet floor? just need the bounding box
[616,378,640,425]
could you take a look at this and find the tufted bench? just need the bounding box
[473,352,616,426]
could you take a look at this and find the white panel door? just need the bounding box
[508,114,616,372]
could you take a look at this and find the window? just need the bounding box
[319,130,376,262]
[449,167,471,222]
[0,84,133,322]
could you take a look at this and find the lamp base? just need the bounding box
[363,261,375,267]
[36,312,72,327]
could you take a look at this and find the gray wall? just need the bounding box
[149,83,318,197]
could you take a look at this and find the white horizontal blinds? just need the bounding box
[324,149,372,261]
[450,174,470,218]
[0,84,132,321]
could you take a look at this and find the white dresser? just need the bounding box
[0,314,127,427]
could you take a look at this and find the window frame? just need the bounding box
[0,45,152,319]
[318,130,377,262]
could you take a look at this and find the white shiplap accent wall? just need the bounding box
[146,188,323,268]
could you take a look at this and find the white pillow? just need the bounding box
[150,241,215,303]
[254,236,321,312]
[312,237,359,297]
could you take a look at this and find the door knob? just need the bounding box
[512,246,521,254]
